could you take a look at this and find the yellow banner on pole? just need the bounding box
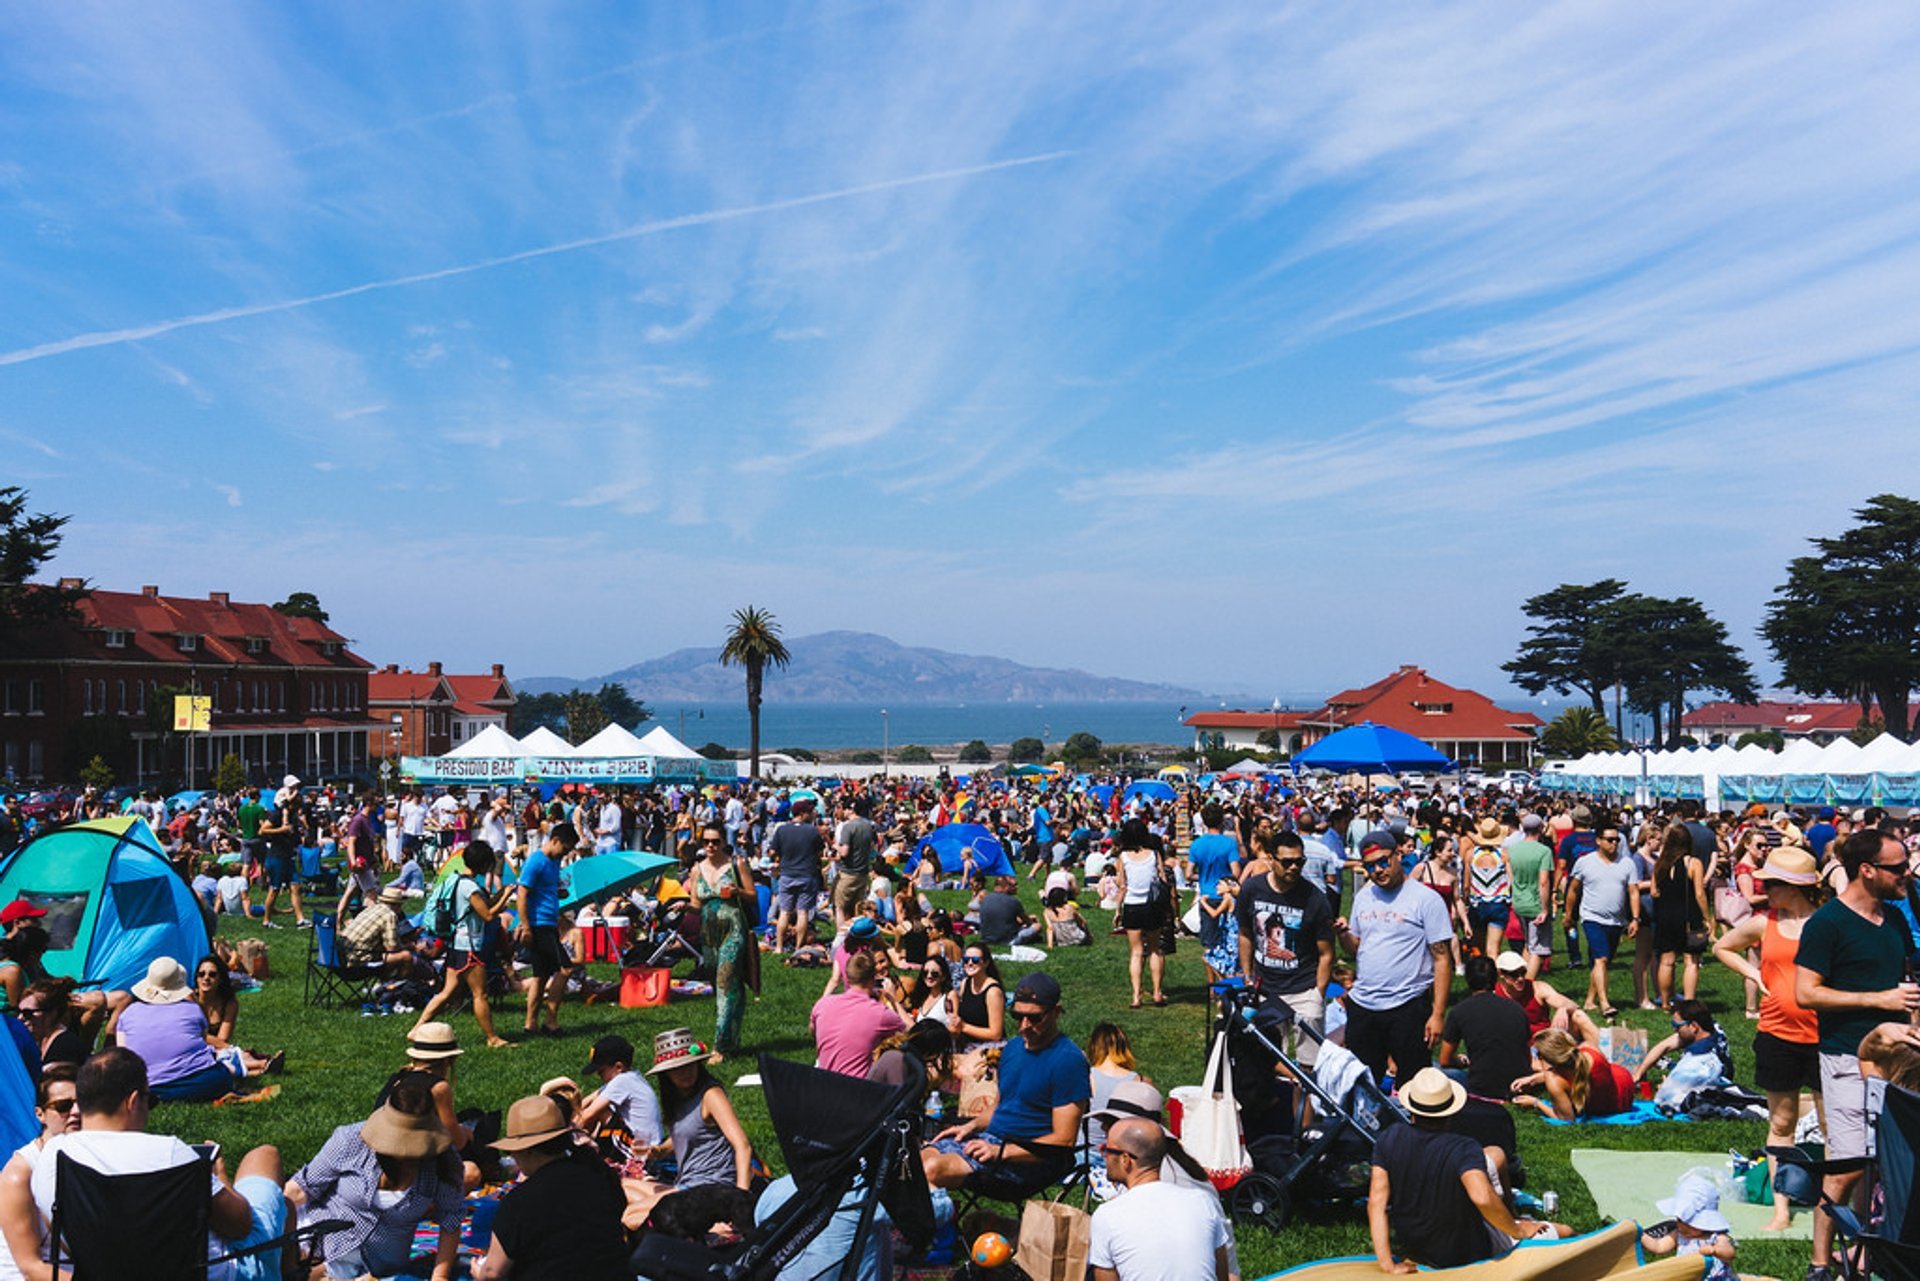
[173,695,211,733]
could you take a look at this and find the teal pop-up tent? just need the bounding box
[0,816,210,992]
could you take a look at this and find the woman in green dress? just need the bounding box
[688,823,759,1060]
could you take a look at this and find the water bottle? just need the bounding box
[1541,1191,1559,1217]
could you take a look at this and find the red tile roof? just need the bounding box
[1682,700,1872,735]
[1314,666,1542,742]
[368,672,455,704]
[17,585,369,670]
[446,673,513,719]
[1183,711,1313,730]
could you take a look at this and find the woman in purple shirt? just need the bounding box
[114,956,237,1101]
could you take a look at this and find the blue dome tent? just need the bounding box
[1290,722,1453,775]
[914,824,1015,878]
[1121,780,1177,806]
[0,816,210,993]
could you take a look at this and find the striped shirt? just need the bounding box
[292,1123,462,1272]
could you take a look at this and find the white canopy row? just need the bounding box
[441,722,705,761]
[1555,732,1920,777]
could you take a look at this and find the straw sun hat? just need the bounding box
[360,1102,451,1160]
[405,1022,465,1061]
[488,1096,576,1153]
[647,1027,714,1075]
[1400,1067,1466,1119]
[1755,847,1819,886]
[132,957,195,1005]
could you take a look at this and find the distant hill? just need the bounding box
[521,631,1203,703]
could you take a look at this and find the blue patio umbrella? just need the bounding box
[1290,723,1453,774]
[559,850,679,912]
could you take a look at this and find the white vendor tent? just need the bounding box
[517,726,577,758]
[442,725,523,759]
[576,723,649,756]
[636,725,702,759]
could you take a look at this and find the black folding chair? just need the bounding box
[302,913,383,1009]
[48,1151,343,1281]
[1774,1082,1920,1281]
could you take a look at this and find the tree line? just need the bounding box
[1509,493,1920,748]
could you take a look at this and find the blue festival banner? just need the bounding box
[1877,773,1920,807]
[1784,775,1830,806]
[1828,774,1874,806]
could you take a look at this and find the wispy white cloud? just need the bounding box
[213,484,242,508]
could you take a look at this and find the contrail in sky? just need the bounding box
[0,151,1072,368]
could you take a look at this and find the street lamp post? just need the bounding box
[882,709,889,773]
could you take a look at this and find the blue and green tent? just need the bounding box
[0,816,210,992]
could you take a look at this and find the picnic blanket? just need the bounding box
[1259,1221,1704,1281]
[1544,1100,1689,1127]
[1570,1148,1814,1241]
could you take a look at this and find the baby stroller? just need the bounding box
[1209,981,1408,1232]
[618,896,705,972]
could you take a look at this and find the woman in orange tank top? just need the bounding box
[1712,846,1822,1231]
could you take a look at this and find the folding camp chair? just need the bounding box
[1774,1082,1920,1281]
[631,1054,934,1281]
[302,913,382,1009]
[48,1151,344,1281]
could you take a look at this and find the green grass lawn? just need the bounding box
[166,888,1811,1279]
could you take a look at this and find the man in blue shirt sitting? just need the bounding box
[922,971,1088,1193]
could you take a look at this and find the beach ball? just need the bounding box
[971,1232,1013,1269]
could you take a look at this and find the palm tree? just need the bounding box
[719,606,791,780]
[1539,705,1619,758]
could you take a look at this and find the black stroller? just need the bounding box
[631,1054,934,1281]
[1774,1081,1920,1281]
[619,896,706,972]
[1209,981,1409,1232]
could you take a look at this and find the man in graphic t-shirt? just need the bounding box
[1236,831,1335,1064]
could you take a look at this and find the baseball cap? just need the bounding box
[1571,805,1593,825]
[1359,830,1397,854]
[846,917,881,943]
[1494,951,1528,975]
[1817,806,1836,820]
[1011,972,1062,1009]
[1520,813,1545,832]
[0,901,47,926]
[585,1034,636,1073]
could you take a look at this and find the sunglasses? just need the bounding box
[1361,858,1393,872]
[1872,861,1911,875]
[963,956,985,965]
[1275,857,1305,868]
[1013,1008,1052,1025]
[17,1005,45,1016]
[1098,1144,1132,1159]
[44,1097,78,1113]
[702,838,725,846]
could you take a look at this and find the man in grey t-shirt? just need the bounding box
[832,796,878,928]
[1561,822,1639,1017]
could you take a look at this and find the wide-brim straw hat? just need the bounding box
[1401,1067,1465,1119]
[132,957,195,1005]
[406,1022,464,1061]
[1756,847,1819,886]
[1473,817,1504,845]
[489,1095,575,1152]
[647,1027,714,1075]
[361,1103,451,1160]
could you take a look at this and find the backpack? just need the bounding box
[425,875,475,939]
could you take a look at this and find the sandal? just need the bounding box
[1153,996,1168,1007]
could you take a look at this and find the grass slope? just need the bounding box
[169,888,1809,1278]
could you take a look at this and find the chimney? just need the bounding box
[142,585,160,598]
[57,577,83,591]
[209,591,229,607]
[490,663,504,679]
[383,663,399,674]
[427,661,443,677]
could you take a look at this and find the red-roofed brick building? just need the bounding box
[365,662,516,760]
[1681,699,1878,744]
[1186,665,1542,764]
[0,581,372,784]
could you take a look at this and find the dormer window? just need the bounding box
[1414,701,1453,715]
[103,630,131,649]
[177,634,199,653]
[320,641,340,658]
[246,637,267,655]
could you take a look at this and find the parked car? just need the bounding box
[19,790,76,820]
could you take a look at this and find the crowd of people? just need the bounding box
[2,770,1919,1280]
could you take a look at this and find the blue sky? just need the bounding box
[6,3,1920,704]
